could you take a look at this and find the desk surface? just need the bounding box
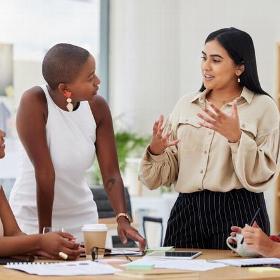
[1,249,280,280]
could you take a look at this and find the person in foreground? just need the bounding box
[9,43,145,250]
[139,27,280,249]
[231,223,280,257]
[0,130,82,259]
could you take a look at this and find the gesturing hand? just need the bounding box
[149,115,179,155]
[197,101,241,143]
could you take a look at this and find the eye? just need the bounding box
[201,56,206,61]
[212,58,222,63]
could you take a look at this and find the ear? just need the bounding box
[235,64,245,77]
[57,83,68,94]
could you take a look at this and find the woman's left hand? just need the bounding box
[197,101,241,143]
[117,218,146,251]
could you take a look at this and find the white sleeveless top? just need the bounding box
[9,85,98,241]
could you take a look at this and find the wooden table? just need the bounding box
[1,249,280,280]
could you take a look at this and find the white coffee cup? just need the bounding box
[81,224,108,258]
[226,233,259,257]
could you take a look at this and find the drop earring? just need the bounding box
[64,90,73,112]
[237,77,240,83]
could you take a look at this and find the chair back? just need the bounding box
[142,216,163,248]
[90,186,132,218]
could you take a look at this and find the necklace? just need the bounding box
[206,94,240,105]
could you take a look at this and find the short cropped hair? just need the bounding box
[42,43,90,89]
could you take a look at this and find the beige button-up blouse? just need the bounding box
[139,87,280,193]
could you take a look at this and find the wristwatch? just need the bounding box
[116,212,132,223]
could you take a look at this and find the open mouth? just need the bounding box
[203,74,214,81]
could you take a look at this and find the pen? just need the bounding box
[124,255,133,262]
[240,208,260,244]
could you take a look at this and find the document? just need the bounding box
[212,258,280,267]
[5,260,119,276]
[124,258,227,271]
[108,248,144,256]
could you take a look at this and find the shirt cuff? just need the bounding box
[145,147,167,162]
[228,135,241,153]
[269,235,280,242]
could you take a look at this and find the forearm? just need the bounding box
[36,175,55,233]
[103,174,127,214]
[0,234,42,256]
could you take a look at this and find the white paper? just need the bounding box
[109,249,143,256]
[5,260,119,276]
[124,258,227,271]
[212,258,280,267]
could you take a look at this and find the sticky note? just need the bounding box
[125,264,155,270]
[248,267,279,273]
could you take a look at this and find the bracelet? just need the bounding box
[116,212,132,223]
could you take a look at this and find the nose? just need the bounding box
[0,130,6,138]
[201,59,211,72]
[94,75,101,86]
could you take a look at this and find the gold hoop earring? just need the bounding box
[64,91,74,112]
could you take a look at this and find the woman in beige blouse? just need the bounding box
[0,129,83,259]
[139,27,280,249]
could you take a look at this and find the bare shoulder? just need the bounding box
[20,86,47,109]
[89,95,111,125]
[17,86,48,124]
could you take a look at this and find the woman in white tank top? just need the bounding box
[9,43,145,249]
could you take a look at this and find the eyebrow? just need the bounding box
[201,51,223,59]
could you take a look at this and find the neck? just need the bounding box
[207,85,243,102]
[47,85,78,111]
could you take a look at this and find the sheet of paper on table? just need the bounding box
[212,258,280,267]
[124,257,227,271]
[5,260,119,276]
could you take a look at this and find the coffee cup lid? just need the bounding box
[81,224,108,231]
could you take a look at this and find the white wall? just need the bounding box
[109,0,280,231]
[109,0,181,134]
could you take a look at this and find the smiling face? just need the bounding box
[201,39,243,91]
[66,55,100,102]
[0,130,5,158]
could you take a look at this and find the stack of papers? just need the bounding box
[5,260,119,276]
[212,258,280,267]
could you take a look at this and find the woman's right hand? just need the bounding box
[149,115,179,155]
[38,232,84,260]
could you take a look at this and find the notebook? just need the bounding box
[213,258,280,267]
[0,256,34,265]
[5,260,119,276]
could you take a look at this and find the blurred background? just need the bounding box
[1,0,280,246]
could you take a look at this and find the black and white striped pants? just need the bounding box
[164,189,270,249]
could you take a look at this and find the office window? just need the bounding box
[0,0,103,106]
